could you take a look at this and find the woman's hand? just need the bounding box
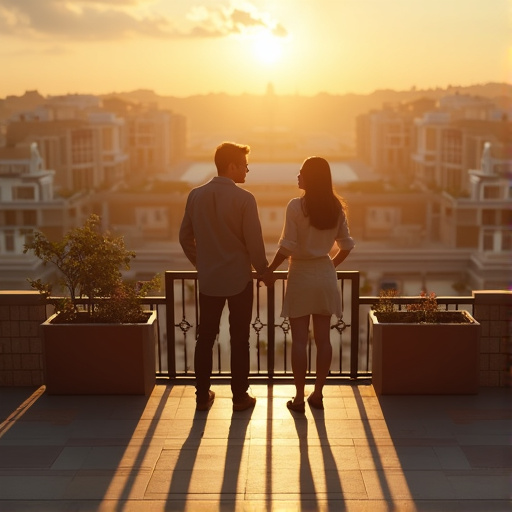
[259,269,277,287]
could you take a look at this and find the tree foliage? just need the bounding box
[24,214,158,323]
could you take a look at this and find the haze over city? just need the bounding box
[0,0,509,98]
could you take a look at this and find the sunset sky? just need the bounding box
[0,0,510,98]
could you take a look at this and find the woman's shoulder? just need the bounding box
[287,197,303,209]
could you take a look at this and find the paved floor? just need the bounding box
[0,382,510,511]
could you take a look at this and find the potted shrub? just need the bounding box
[24,214,160,395]
[370,290,480,395]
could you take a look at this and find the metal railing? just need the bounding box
[164,270,364,381]
[46,271,475,382]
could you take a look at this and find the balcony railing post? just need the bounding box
[349,271,360,380]
[165,271,177,379]
[267,282,275,380]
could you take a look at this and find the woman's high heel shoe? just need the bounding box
[286,399,305,413]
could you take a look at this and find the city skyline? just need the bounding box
[0,0,509,98]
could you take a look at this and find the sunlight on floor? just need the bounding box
[103,383,414,506]
[0,385,46,438]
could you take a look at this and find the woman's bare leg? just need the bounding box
[289,315,310,404]
[310,314,332,401]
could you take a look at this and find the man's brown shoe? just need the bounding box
[196,390,215,411]
[233,394,256,412]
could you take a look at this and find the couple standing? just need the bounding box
[179,141,354,413]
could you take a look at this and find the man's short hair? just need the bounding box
[214,142,250,174]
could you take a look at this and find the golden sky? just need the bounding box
[0,0,510,97]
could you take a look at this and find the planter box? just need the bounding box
[42,311,157,395]
[370,310,480,395]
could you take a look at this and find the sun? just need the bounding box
[252,32,284,65]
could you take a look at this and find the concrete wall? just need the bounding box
[473,290,511,387]
[0,291,46,386]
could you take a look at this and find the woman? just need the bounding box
[262,157,354,412]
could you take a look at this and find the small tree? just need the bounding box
[24,214,158,323]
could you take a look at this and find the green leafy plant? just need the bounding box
[24,214,159,323]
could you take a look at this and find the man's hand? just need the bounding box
[258,269,276,287]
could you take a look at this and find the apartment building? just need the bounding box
[0,142,92,288]
[5,112,129,192]
[357,93,509,194]
[356,98,436,181]
[101,98,187,183]
[355,94,512,291]
[5,95,187,192]
[413,116,509,196]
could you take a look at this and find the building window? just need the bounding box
[103,127,113,151]
[483,231,494,251]
[483,185,500,199]
[481,209,496,225]
[501,209,512,226]
[442,129,462,164]
[21,228,34,246]
[22,210,37,225]
[426,128,437,151]
[502,231,511,251]
[5,230,14,252]
[71,129,94,165]
[5,211,17,225]
[13,186,35,200]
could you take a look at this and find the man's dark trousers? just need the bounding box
[194,281,253,402]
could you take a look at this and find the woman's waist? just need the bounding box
[290,254,331,262]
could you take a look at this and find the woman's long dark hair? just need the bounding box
[300,156,346,230]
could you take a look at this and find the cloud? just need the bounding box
[231,8,266,30]
[0,0,175,40]
[0,0,288,41]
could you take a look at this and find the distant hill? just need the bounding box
[2,83,510,157]
[104,82,512,145]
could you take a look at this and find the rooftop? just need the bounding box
[0,383,510,511]
[178,160,376,186]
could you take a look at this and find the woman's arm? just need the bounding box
[331,248,352,268]
[260,250,288,286]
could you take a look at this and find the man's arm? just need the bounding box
[179,207,197,267]
[243,196,268,275]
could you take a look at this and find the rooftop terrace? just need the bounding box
[0,383,510,511]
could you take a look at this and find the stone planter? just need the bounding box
[370,309,480,395]
[42,311,157,395]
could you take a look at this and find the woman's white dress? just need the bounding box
[279,198,355,318]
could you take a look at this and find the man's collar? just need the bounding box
[212,176,235,184]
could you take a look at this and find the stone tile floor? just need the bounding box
[0,382,510,511]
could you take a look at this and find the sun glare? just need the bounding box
[252,33,283,65]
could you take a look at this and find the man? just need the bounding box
[179,142,268,411]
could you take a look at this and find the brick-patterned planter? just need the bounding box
[42,311,157,395]
[370,309,480,395]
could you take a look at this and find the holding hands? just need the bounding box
[258,251,288,287]
[258,268,277,287]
